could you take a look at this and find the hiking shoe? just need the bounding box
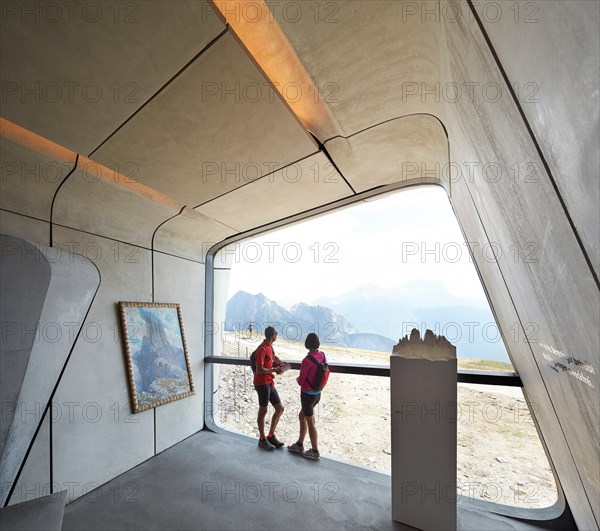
[267,435,284,448]
[287,442,304,454]
[258,438,275,451]
[302,448,320,460]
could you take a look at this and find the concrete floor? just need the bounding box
[62,430,573,531]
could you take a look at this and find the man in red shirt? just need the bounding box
[254,326,285,450]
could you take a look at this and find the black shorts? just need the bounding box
[301,391,321,417]
[255,385,281,408]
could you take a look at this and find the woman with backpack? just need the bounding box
[288,332,329,461]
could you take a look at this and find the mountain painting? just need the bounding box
[119,302,195,413]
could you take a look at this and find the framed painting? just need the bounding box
[118,302,195,413]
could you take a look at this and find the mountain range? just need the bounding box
[225,284,510,361]
[225,291,396,352]
[314,283,509,361]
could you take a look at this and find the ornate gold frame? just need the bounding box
[118,301,195,413]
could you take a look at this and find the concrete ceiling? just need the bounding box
[92,31,318,208]
[0,135,76,221]
[270,0,445,140]
[0,1,225,156]
[0,0,449,253]
[325,115,448,193]
[195,152,352,231]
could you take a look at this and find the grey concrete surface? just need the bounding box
[0,137,76,221]
[153,208,235,263]
[446,143,580,519]
[474,0,600,276]
[0,235,99,506]
[0,1,225,154]
[0,489,66,531]
[391,355,457,530]
[271,0,444,139]
[196,153,352,231]
[0,212,49,246]
[442,7,599,528]
[61,430,571,531]
[51,227,154,502]
[325,115,449,193]
[0,237,50,469]
[153,252,205,453]
[8,412,50,506]
[53,162,181,248]
[62,431,399,531]
[92,31,317,207]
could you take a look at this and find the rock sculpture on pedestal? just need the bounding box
[390,328,457,531]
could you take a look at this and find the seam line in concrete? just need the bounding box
[467,0,599,291]
[49,153,79,247]
[87,27,229,158]
[4,265,102,507]
[192,149,322,210]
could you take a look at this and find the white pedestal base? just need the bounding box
[390,355,457,531]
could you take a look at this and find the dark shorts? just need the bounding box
[301,391,321,417]
[255,385,281,408]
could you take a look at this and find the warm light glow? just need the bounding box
[76,156,181,211]
[0,117,75,165]
[211,0,341,140]
[1,118,180,212]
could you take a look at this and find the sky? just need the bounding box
[225,186,490,309]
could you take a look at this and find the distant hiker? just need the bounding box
[254,326,285,450]
[248,322,253,338]
[288,332,328,460]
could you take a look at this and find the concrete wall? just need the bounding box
[474,0,599,276]
[1,138,208,504]
[440,2,599,528]
[0,234,99,506]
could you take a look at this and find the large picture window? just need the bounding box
[205,185,560,514]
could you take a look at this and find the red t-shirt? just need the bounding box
[253,341,275,387]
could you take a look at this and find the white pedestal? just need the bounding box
[390,355,457,530]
